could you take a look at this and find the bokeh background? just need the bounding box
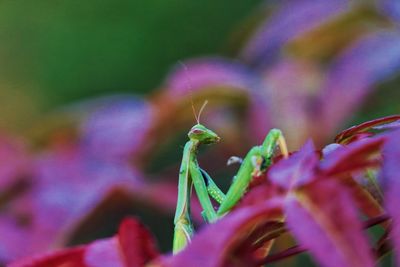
[1,0,400,266]
[0,0,260,132]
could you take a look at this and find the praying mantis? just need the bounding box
[173,101,289,253]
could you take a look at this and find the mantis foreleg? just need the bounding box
[217,129,288,215]
[200,168,226,205]
[173,142,195,253]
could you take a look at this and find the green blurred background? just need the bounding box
[0,0,262,132]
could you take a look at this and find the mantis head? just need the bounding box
[188,124,220,144]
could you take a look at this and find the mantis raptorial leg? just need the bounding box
[172,122,288,253]
[217,129,288,215]
[173,123,221,253]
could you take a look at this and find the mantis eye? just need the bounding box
[191,129,204,135]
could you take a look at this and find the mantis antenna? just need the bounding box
[178,60,206,124]
[197,100,208,124]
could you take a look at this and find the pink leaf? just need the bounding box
[285,180,375,267]
[268,140,319,189]
[84,238,125,267]
[381,129,400,265]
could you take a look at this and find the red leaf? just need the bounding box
[334,115,400,144]
[285,180,375,267]
[8,246,86,267]
[9,217,159,267]
[118,217,159,267]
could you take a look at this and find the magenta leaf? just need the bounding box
[319,137,386,218]
[380,129,400,265]
[241,0,349,66]
[161,201,284,267]
[268,140,319,189]
[319,136,385,176]
[234,182,282,210]
[285,179,375,267]
[84,238,125,267]
[320,138,385,219]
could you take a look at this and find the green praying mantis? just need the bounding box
[173,101,289,253]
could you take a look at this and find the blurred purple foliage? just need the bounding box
[80,98,153,161]
[380,0,400,23]
[242,0,350,66]
[2,0,400,266]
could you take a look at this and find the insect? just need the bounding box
[172,101,288,253]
